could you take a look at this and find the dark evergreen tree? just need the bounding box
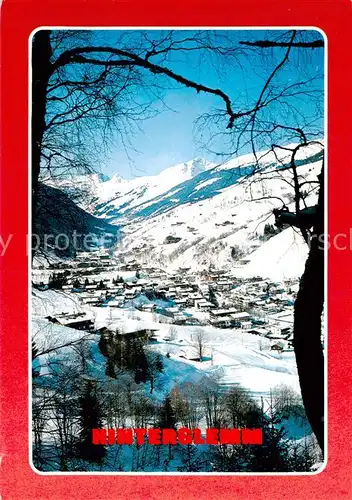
[123,336,133,369]
[72,278,81,289]
[112,335,124,369]
[244,405,264,428]
[113,275,124,284]
[208,441,256,472]
[105,357,116,378]
[77,381,106,465]
[98,331,108,357]
[247,407,291,472]
[159,396,177,429]
[48,272,67,289]
[249,425,290,472]
[287,438,316,472]
[178,444,207,472]
[98,280,106,290]
[134,344,148,384]
[145,352,164,394]
[155,353,164,373]
[208,287,218,307]
[263,223,282,240]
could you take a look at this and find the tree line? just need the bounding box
[32,337,321,472]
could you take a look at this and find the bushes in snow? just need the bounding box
[164,235,182,244]
[47,271,69,289]
[32,336,318,472]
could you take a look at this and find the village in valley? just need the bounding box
[28,27,326,473]
[33,246,298,366]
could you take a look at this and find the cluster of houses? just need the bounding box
[46,312,95,330]
[209,309,251,328]
[34,249,297,352]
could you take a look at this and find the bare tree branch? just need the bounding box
[239,40,324,49]
[52,45,238,129]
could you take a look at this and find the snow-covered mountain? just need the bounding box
[49,158,214,217]
[46,143,323,279]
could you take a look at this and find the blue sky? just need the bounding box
[81,30,325,179]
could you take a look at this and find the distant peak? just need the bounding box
[110,173,123,183]
[182,157,211,177]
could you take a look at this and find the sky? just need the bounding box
[54,29,325,180]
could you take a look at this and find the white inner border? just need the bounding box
[28,25,328,476]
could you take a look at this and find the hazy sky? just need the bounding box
[84,30,324,179]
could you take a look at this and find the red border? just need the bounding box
[1,1,351,498]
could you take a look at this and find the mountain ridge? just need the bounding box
[42,142,323,278]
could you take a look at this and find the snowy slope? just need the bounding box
[32,289,83,318]
[46,142,323,279]
[236,227,309,280]
[114,144,322,278]
[109,306,300,398]
[48,158,214,218]
[90,142,322,224]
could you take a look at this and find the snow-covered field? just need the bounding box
[32,290,299,400]
[99,306,300,397]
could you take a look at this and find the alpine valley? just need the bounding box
[43,141,323,281]
[31,141,324,472]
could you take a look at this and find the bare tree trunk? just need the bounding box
[293,166,324,453]
[31,30,52,249]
